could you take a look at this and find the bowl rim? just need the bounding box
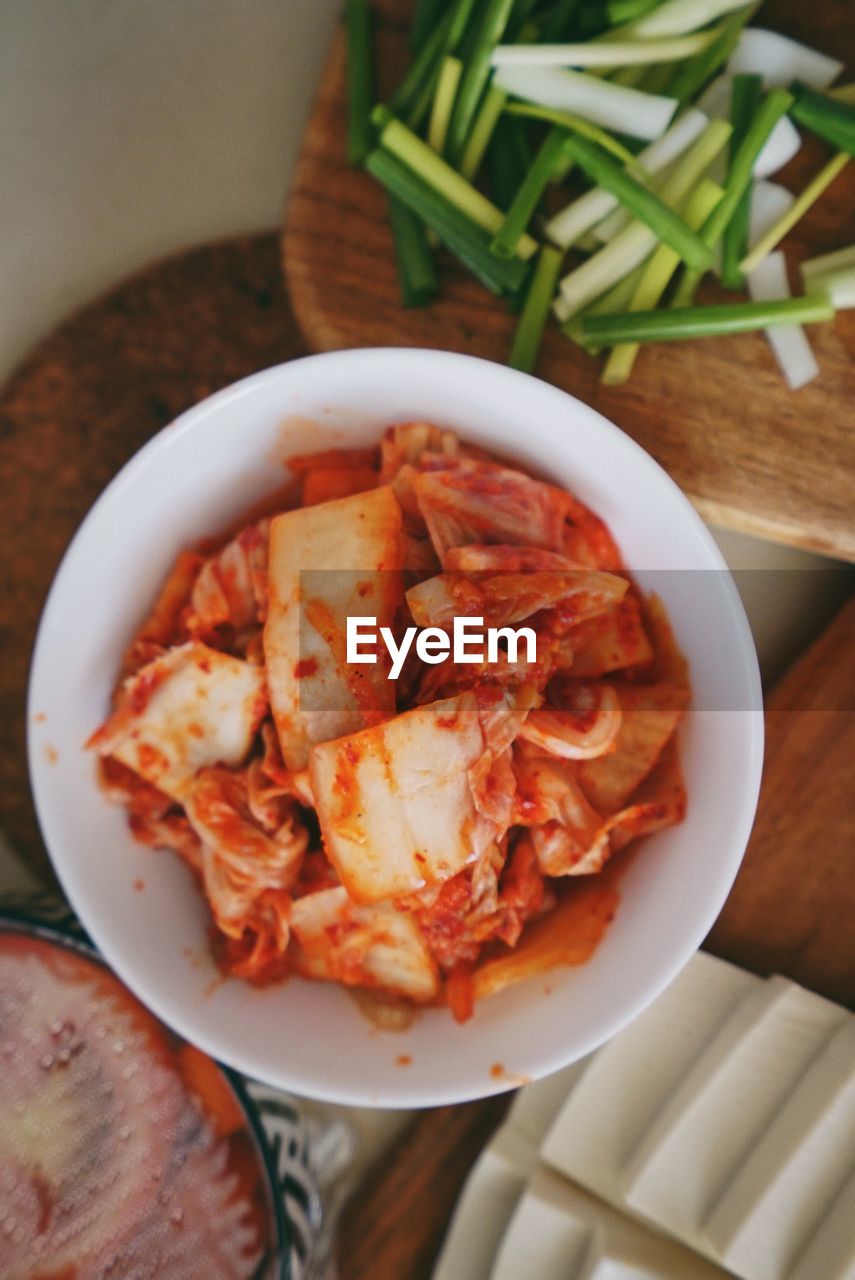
[27,347,764,1107]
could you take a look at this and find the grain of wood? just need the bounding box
[284,0,855,561]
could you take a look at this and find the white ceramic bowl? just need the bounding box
[29,349,763,1108]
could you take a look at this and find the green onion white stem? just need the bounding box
[365,148,530,294]
[376,113,539,258]
[803,264,855,309]
[490,32,715,67]
[747,180,794,252]
[494,65,678,140]
[740,152,850,274]
[602,178,723,382]
[623,0,753,39]
[387,195,439,307]
[557,118,730,319]
[344,0,373,165]
[446,0,516,161]
[747,251,819,389]
[428,57,463,153]
[545,107,708,248]
[801,244,855,281]
[570,295,834,344]
[728,27,843,89]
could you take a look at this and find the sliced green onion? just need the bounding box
[608,0,664,25]
[492,129,567,259]
[557,264,649,329]
[602,178,723,382]
[570,296,834,345]
[493,65,678,140]
[504,101,640,166]
[391,9,455,120]
[491,32,716,68]
[663,5,755,104]
[803,264,855,309]
[789,82,855,156]
[801,244,855,282]
[411,0,450,54]
[740,151,849,275]
[460,85,507,180]
[488,115,533,209]
[611,65,649,88]
[728,29,842,91]
[720,73,762,289]
[545,108,707,248]
[830,84,855,105]
[344,0,373,166]
[446,0,516,163]
[623,0,752,39]
[747,252,820,390]
[557,119,730,318]
[510,246,564,372]
[672,86,793,305]
[541,0,585,42]
[375,111,539,258]
[387,196,439,307]
[560,133,714,270]
[428,56,464,152]
[447,0,481,48]
[365,149,530,295]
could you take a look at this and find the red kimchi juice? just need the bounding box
[0,921,284,1279]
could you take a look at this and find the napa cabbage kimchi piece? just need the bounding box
[89,642,267,800]
[263,486,403,769]
[89,421,690,1018]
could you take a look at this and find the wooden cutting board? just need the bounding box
[0,233,306,885]
[284,0,855,562]
[337,591,855,1280]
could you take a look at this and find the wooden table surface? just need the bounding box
[284,0,855,561]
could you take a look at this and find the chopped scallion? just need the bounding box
[569,295,834,345]
[344,0,374,166]
[720,73,762,289]
[602,178,723,382]
[559,133,715,270]
[460,85,508,180]
[510,246,564,371]
[428,56,464,152]
[366,148,531,294]
[387,196,439,306]
[672,86,793,305]
[491,32,717,68]
[740,151,849,274]
[492,129,568,258]
[376,112,539,258]
[789,82,855,156]
[504,101,641,166]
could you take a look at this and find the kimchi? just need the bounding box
[89,424,689,1021]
